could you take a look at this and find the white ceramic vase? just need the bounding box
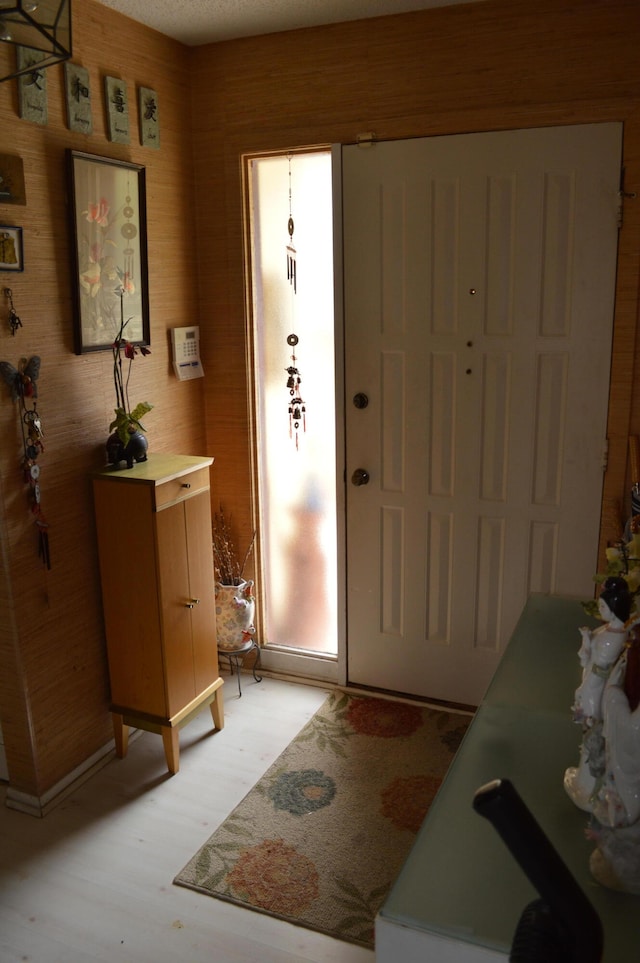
[215,579,256,652]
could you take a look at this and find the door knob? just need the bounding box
[351,468,370,486]
[185,598,200,608]
[353,392,369,409]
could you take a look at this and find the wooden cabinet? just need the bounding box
[93,454,224,773]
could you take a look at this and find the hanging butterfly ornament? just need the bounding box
[285,156,306,449]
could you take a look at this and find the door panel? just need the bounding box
[343,123,622,705]
[185,492,218,690]
[156,501,195,716]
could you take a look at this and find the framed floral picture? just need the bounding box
[67,150,150,354]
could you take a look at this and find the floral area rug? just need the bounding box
[173,690,470,948]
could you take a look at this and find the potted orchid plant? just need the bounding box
[106,288,153,468]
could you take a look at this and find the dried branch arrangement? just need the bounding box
[212,507,256,585]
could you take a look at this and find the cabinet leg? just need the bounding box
[210,687,225,731]
[162,726,180,774]
[112,712,129,758]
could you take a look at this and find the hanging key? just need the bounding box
[5,288,23,336]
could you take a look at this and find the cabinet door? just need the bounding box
[93,479,166,716]
[155,490,218,718]
[185,491,218,692]
[156,500,197,717]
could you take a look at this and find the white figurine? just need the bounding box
[564,576,631,811]
[594,650,640,828]
[589,644,640,893]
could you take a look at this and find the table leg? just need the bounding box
[112,712,129,758]
[161,726,180,774]
[210,687,225,730]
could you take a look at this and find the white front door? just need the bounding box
[343,123,622,705]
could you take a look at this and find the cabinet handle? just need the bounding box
[185,598,200,608]
[181,483,191,489]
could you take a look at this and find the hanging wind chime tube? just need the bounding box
[285,154,306,449]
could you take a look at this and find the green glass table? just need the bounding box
[376,594,640,962]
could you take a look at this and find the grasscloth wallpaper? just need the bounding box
[0,0,639,807]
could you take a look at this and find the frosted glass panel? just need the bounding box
[250,152,337,653]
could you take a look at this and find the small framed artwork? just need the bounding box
[0,226,24,272]
[0,155,27,205]
[67,150,150,354]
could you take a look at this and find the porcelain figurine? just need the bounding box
[589,641,640,894]
[564,576,631,811]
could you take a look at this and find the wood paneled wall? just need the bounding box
[193,0,640,582]
[0,1,208,803]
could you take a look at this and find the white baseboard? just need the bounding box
[5,729,143,818]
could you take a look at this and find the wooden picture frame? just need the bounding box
[0,155,27,205]
[67,150,150,354]
[0,226,24,272]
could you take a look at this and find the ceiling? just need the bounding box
[93,0,486,48]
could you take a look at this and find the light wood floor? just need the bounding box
[0,675,374,963]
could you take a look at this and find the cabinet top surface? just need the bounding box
[93,453,213,485]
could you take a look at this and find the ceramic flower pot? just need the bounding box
[106,429,148,469]
[215,579,256,651]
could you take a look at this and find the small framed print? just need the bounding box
[0,226,24,272]
[0,154,27,205]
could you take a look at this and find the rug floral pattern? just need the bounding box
[174,691,470,948]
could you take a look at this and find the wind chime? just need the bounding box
[285,154,306,449]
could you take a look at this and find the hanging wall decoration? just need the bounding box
[17,46,48,125]
[285,154,306,449]
[105,75,130,144]
[64,62,92,134]
[0,354,50,568]
[4,287,22,334]
[138,86,160,149]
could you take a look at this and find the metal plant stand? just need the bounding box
[219,639,262,697]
